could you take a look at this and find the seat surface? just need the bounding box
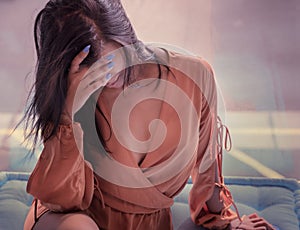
[172,177,299,230]
[0,172,299,230]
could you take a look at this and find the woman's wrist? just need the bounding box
[206,185,224,213]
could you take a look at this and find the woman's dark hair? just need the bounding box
[23,0,168,153]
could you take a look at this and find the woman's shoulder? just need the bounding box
[149,44,213,75]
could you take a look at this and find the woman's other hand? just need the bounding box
[230,213,276,230]
[62,45,116,122]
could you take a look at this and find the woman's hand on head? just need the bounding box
[62,45,117,122]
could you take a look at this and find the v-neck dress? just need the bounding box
[24,48,237,230]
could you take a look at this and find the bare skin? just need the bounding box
[231,213,276,230]
[33,211,98,230]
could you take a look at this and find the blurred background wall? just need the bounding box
[0,0,299,179]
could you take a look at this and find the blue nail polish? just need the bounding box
[106,54,115,61]
[107,62,114,69]
[83,45,91,53]
[106,73,112,80]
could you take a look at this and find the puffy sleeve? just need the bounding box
[188,59,238,229]
[26,122,94,212]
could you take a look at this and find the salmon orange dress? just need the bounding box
[24,48,237,230]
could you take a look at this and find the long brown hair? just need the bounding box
[23,0,167,153]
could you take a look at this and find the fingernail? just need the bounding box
[107,62,114,69]
[106,54,115,61]
[106,73,112,80]
[83,45,91,53]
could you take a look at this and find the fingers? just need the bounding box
[238,222,267,230]
[81,57,115,89]
[240,213,275,230]
[70,47,125,111]
[84,46,125,80]
[82,54,114,82]
[248,213,270,227]
[74,56,116,100]
[248,213,260,219]
[69,45,91,74]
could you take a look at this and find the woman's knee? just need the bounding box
[33,211,98,230]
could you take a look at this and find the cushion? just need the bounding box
[0,172,32,230]
[0,171,299,230]
[172,177,300,230]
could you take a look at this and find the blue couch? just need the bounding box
[0,171,299,230]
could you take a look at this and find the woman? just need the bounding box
[23,0,276,229]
